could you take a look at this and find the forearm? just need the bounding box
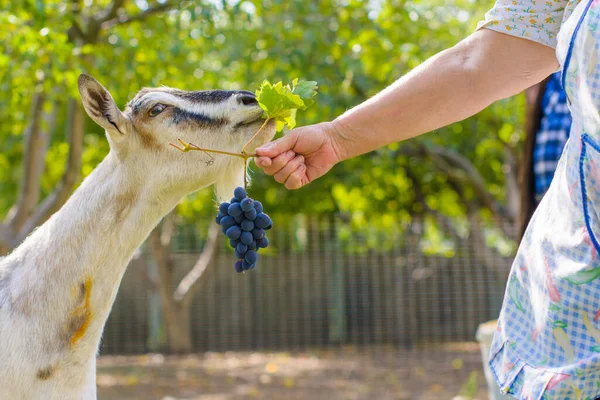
[329,29,559,161]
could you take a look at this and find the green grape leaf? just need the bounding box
[291,79,318,104]
[256,79,318,132]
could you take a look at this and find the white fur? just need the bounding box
[0,75,275,399]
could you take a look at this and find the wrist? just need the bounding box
[325,119,351,164]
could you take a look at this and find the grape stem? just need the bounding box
[244,158,248,190]
[170,139,258,158]
[241,118,270,155]
[170,117,270,191]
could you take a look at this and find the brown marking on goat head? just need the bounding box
[138,128,161,150]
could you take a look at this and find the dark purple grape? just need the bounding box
[219,202,230,214]
[236,242,248,254]
[217,189,271,273]
[242,260,253,271]
[257,237,269,248]
[254,213,271,229]
[244,209,257,220]
[241,220,254,232]
[240,231,253,245]
[234,260,244,273]
[240,198,254,212]
[234,187,247,201]
[245,250,258,264]
[220,216,235,230]
[226,226,242,240]
[228,203,243,217]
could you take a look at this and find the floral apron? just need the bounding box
[490,1,600,398]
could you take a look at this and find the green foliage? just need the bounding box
[1,0,521,252]
[256,79,318,131]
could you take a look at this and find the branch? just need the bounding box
[402,164,427,214]
[0,223,17,255]
[431,149,514,239]
[424,143,509,223]
[142,264,161,291]
[395,142,513,236]
[173,223,220,306]
[71,0,82,14]
[67,22,86,43]
[404,165,462,240]
[350,78,368,99]
[148,218,177,317]
[97,0,126,24]
[5,91,46,233]
[17,99,84,241]
[503,143,520,222]
[518,79,548,239]
[159,211,175,248]
[148,221,170,284]
[100,1,179,30]
[66,0,87,43]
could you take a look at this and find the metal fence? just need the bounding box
[99,214,514,355]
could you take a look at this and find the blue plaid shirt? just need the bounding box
[533,72,572,204]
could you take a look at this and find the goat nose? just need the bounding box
[237,92,258,106]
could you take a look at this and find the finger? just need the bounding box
[255,130,299,157]
[262,150,296,176]
[284,164,307,190]
[274,155,304,184]
[254,156,272,168]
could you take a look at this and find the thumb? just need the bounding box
[255,130,299,158]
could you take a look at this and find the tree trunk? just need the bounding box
[0,236,9,257]
[166,302,193,353]
[148,217,218,354]
[146,258,167,352]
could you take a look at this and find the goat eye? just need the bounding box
[149,104,166,117]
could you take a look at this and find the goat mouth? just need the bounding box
[234,114,265,129]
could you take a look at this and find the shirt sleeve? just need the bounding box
[476,0,570,48]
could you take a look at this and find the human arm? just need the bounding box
[255,28,559,189]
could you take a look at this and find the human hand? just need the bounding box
[254,122,343,190]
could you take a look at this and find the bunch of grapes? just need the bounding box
[215,187,272,273]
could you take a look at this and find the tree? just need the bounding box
[0,0,187,254]
[146,213,220,353]
[4,0,524,353]
[221,0,522,249]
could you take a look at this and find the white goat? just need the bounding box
[0,74,275,399]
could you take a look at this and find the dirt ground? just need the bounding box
[97,343,490,400]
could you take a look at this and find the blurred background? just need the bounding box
[2,0,528,398]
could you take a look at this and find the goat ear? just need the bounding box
[78,74,131,142]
